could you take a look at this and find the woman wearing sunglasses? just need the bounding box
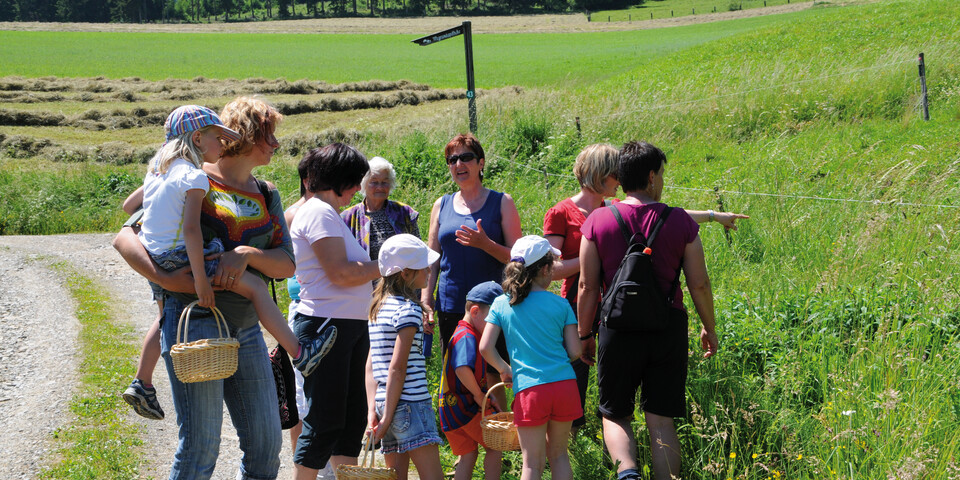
[421,133,522,360]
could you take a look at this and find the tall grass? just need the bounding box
[2,0,960,477]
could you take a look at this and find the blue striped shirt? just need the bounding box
[369,296,430,402]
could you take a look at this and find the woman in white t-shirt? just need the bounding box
[289,143,381,479]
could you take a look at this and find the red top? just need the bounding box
[543,198,587,303]
[581,202,699,310]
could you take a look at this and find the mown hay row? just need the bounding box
[0,89,466,130]
[0,76,431,97]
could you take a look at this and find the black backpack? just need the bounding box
[595,205,680,332]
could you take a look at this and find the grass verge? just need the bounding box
[39,261,142,480]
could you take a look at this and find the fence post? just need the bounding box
[714,187,732,246]
[608,15,610,21]
[671,9,673,16]
[463,21,477,133]
[575,116,582,139]
[628,13,631,21]
[650,12,653,19]
[919,52,930,121]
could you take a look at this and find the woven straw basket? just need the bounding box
[170,301,239,383]
[480,382,520,452]
[336,433,397,480]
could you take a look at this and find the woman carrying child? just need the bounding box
[365,234,445,480]
[481,236,583,480]
[112,97,299,479]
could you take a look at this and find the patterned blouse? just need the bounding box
[341,199,420,260]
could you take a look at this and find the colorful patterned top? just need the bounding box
[168,176,293,329]
[438,319,487,431]
[340,199,420,260]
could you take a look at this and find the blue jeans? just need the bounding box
[160,295,281,480]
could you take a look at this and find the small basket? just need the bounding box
[480,382,520,452]
[336,432,397,480]
[170,301,239,383]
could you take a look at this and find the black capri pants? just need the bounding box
[292,314,369,470]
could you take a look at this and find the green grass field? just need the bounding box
[3,0,960,478]
[0,10,802,88]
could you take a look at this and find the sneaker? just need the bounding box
[293,325,338,377]
[122,379,164,420]
[317,462,335,479]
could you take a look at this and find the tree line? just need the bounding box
[0,0,644,23]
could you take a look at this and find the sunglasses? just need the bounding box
[445,152,478,164]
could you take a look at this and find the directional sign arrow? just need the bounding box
[412,25,464,46]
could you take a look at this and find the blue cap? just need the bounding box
[465,281,503,305]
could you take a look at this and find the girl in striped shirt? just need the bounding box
[365,234,444,480]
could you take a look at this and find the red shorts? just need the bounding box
[442,410,489,456]
[512,379,582,427]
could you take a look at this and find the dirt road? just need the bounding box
[0,234,296,479]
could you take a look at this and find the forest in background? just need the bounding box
[0,0,642,23]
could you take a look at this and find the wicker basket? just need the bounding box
[480,382,520,452]
[336,433,397,480]
[170,301,239,383]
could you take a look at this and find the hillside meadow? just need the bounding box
[2,0,960,478]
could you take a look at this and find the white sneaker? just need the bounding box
[317,462,336,479]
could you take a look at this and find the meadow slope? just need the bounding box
[1,0,959,478]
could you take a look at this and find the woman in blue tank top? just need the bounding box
[421,133,522,359]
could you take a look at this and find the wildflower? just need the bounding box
[752,453,758,459]
[841,410,856,416]
[730,452,737,459]
[797,454,803,460]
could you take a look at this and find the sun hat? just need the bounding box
[465,281,503,305]
[509,235,561,266]
[378,234,440,276]
[164,105,242,143]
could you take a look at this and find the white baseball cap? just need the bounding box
[378,234,440,276]
[509,235,561,266]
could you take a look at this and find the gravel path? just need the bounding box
[0,234,296,479]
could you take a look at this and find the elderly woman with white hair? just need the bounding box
[341,156,421,261]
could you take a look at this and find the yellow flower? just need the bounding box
[730,452,737,459]
[797,454,803,460]
[752,453,758,459]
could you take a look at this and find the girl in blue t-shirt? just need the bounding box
[366,234,444,480]
[480,235,583,480]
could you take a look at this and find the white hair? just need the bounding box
[361,156,397,196]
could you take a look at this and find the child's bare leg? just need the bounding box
[517,424,548,480]
[545,420,574,480]
[289,420,302,453]
[134,304,162,384]
[454,450,478,480]
[231,272,301,354]
[482,447,503,480]
[385,452,410,480]
[409,444,443,480]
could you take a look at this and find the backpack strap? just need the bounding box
[611,204,674,247]
[255,177,278,298]
[255,178,273,207]
[608,204,632,244]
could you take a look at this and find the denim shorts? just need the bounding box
[147,238,224,301]
[375,398,442,455]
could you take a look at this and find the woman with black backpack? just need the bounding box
[576,141,720,480]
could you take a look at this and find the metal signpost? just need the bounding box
[413,21,477,133]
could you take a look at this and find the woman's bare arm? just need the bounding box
[312,237,379,287]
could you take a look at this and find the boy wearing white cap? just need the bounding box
[365,234,444,480]
[480,235,583,480]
